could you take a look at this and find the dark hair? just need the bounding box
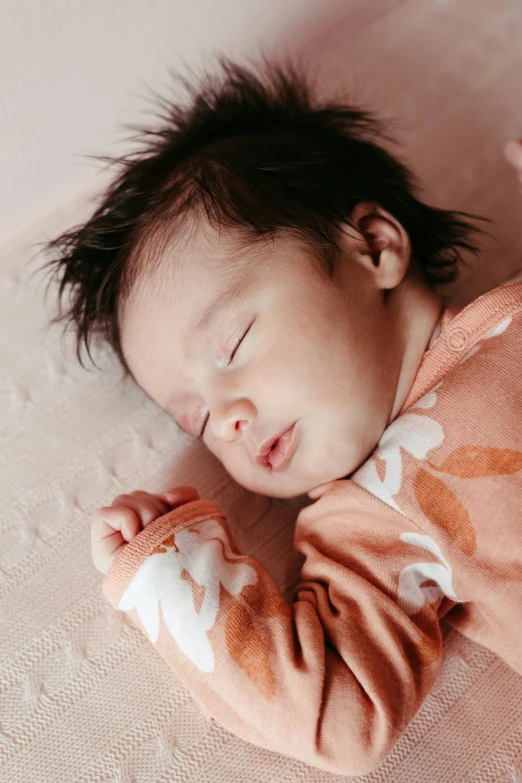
[40,57,488,375]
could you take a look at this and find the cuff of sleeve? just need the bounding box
[102,498,225,607]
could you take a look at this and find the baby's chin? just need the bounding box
[230,463,352,500]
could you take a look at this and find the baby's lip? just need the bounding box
[255,422,296,470]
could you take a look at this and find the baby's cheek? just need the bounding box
[203,439,243,483]
[218,450,265,493]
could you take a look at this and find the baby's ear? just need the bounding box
[341,202,411,291]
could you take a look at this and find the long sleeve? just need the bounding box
[102,483,453,776]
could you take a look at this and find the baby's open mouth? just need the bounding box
[256,423,297,471]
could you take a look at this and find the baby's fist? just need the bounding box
[91,486,199,575]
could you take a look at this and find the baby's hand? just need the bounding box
[503,138,522,192]
[91,486,199,575]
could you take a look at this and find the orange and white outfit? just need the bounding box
[103,281,522,776]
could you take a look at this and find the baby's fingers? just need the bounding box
[94,505,141,542]
[110,492,171,528]
[91,506,141,575]
[159,486,199,507]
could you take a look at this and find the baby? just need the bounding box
[44,61,522,776]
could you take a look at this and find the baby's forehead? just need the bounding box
[126,223,245,304]
[123,225,264,341]
[127,222,318,329]
[156,223,260,289]
[169,236,260,323]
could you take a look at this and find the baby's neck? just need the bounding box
[387,276,443,424]
[427,314,443,349]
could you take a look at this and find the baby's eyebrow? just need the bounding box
[190,277,251,335]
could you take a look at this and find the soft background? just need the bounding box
[1,1,522,781]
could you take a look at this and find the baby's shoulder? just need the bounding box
[406,281,522,415]
[442,281,522,382]
[346,285,522,547]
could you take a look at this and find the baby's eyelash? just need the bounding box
[227,319,255,366]
[199,411,210,439]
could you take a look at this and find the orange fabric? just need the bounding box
[103,281,522,776]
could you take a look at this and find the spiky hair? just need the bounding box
[40,57,487,374]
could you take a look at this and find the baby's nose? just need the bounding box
[213,399,256,443]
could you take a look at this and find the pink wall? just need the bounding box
[0,0,318,245]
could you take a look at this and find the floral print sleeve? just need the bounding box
[103,489,447,777]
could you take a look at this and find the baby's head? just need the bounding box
[44,60,484,498]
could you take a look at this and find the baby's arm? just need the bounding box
[93,482,447,777]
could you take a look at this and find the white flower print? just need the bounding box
[352,384,444,512]
[487,316,512,338]
[397,532,457,615]
[460,315,512,364]
[118,518,258,673]
[459,345,480,365]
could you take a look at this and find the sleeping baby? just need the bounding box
[43,60,522,775]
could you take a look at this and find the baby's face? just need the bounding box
[120,228,404,498]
